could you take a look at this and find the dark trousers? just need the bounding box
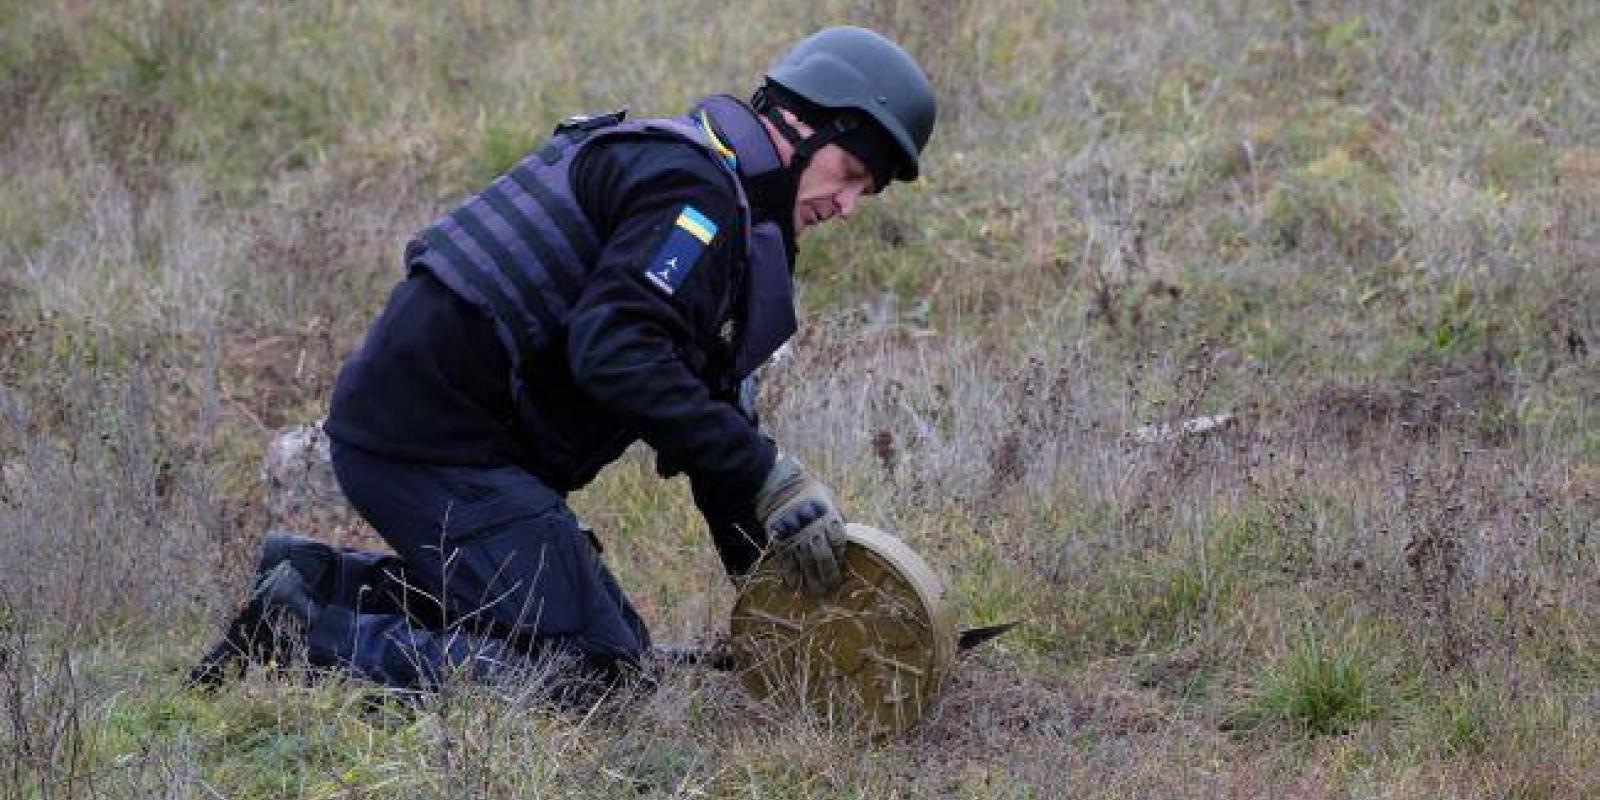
[305,440,650,689]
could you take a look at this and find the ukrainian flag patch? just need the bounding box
[645,205,720,295]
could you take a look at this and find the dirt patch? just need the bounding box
[221,324,348,430]
[1304,347,1516,447]
[913,663,1092,750]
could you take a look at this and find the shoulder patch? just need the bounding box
[645,205,720,295]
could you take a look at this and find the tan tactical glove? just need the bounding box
[754,453,847,595]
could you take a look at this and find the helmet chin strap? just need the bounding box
[752,86,860,184]
[750,86,861,259]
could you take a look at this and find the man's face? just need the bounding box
[793,143,878,235]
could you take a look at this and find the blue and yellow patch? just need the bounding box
[644,206,719,295]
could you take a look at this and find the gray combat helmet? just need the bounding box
[762,26,936,185]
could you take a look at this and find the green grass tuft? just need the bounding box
[1231,631,1387,737]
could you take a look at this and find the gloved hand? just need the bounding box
[753,453,848,595]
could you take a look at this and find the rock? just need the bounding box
[262,421,365,540]
[1129,414,1236,445]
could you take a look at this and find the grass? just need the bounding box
[1,0,1597,797]
[1230,630,1387,738]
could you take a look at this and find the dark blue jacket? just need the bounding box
[327,97,796,517]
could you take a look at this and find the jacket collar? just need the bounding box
[692,95,798,264]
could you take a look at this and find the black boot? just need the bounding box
[255,530,337,600]
[187,533,333,689]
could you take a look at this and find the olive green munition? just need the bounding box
[729,524,957,738]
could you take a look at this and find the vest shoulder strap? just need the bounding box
[579,116,755,254]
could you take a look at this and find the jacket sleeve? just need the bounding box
[692,469,769,578]
[565,162,776,504]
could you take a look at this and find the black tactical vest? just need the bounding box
[407,96,796,392]
[403,97,796,489]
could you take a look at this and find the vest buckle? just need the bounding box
[554,108,629,138]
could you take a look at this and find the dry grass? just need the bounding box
[1,0,1596,797]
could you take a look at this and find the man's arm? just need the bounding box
[691,470,768,578]
[566,148,776,504]
[568,141,846,594]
